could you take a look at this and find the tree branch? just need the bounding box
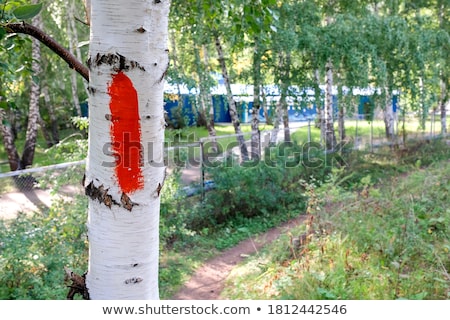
[5,22,89,82]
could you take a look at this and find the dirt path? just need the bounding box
[172,215,307,300]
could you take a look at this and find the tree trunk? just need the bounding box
[261,86,272,125]
[67,0,82,116]
[440,76,448,135]
[277,51,291,143]
[314,68,325,143]
[383,88,395,141]
[85,0,170,300]
[0,110,21,171]
[337,85,345,142]
[270,99,282,145]
[214,33,248,161]
[251,43,262,160]
[197,44,218,152]
[324,60,337,151]
[21,6,42,168]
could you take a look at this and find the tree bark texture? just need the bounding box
[21,6,42,168]
[325,60,337,151]
[214,34,248,161]
[85,0,170,300]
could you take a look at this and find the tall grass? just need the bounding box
[221,151,450,300]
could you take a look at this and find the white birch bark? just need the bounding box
[383,88,395,141]
[85,0,170,300]
[324,60,336,151]
[440,76,447,135]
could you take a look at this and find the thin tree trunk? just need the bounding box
[438,4,447,135]
[270,99,282,145]
[440,77,447,135]
[251,42,262,160]
[314,68,325,143]
[214,33,248,161]
[383,88,395,141]
[67,0,82,116]
[85,0,170,300]
[0,110,21,171]
[199,44,218,152]
[261,86,272,125]
[21,6,42,168]
[337,85,345,142]
[277,51,291,143]
[325,60,337,151]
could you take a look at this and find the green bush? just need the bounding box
[186,142,335,231]
[0,196,88,299]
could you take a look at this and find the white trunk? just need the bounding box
[324,60,336,151]
[384,89,395,140]
[85,0,170,300]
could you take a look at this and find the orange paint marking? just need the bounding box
[108,71,144,194]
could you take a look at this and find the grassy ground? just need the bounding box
[220,153,450,299]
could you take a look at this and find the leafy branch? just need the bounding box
[3,22,89,81]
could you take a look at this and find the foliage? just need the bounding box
[0,196,88,299]
[220,140,450,300]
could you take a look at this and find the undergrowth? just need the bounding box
[220,144,450,299]
[1,138,449,299]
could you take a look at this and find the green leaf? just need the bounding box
[0,27,6,41]
[12,3,43,20]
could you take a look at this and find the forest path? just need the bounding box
[172,214,307,300]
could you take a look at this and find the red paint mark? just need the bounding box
[108,71,144,194]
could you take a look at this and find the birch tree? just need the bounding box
[83,0,170,299]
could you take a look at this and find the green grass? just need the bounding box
[220,152,450,300]
[1,120,449,300]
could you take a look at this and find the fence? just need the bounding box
[0,114,448,219]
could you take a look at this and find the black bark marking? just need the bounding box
[154,171,167,198]
[121,192,137,211]
[156,62,169,84]
[154,0,161,3]
[89,53,145,72]
[124,277,143,285]
[85,180,119,209]
[87,86,96,94]
[136,26,146,33]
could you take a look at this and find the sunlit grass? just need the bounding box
[220,155,450,300]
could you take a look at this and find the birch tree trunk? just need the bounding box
[314,68,325,144]
[277,51,291,143]
[337,85,345,142]
[21,5,42,168]
[324,60,337,151]
[383,88,395,141]
[440,76,448,135]
[196,44,218,152]
[85,0,170,300]
[251,43,262,160]
[214,33,249,161]
[0,110,21,171]
[67,0,85,116]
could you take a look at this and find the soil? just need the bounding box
[172,214,308,300]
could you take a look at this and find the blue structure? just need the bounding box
[163,93,399,125]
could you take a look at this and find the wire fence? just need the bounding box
[0,114,448,219]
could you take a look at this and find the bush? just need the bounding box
[0,196,88,299]
[186,142,335,230]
